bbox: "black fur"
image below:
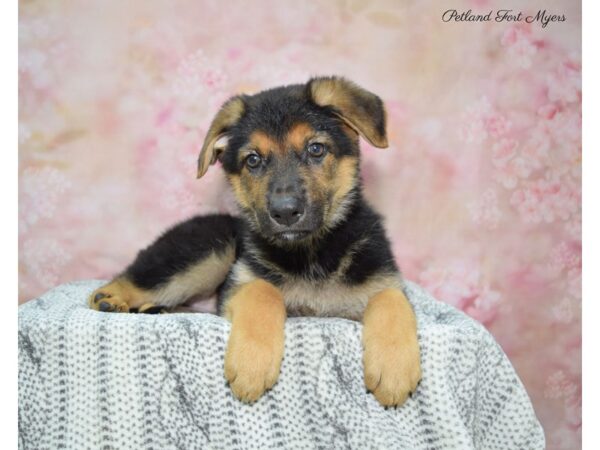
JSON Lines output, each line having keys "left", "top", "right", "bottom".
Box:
{"left": 124, "top": 214, "right": 239, "bottom": 290}
{"left": 239, "top": 197, "right": 397, "bottom": 284}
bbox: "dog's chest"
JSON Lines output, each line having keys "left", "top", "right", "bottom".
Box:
{"left": 279, "top": 277, "right": 364, "bottom": 320}
{"left": 279, "top": 274, "right": 401, "bottom": 321}
{"left": 229, "top": 259, "right": 401, "bottom": 321}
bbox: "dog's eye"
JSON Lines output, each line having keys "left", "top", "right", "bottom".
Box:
{"left": 245, "top": 154, "right": 262, "bottom": 169}
{"left": 307, "top": 143, "right": 325, "bottom": 158}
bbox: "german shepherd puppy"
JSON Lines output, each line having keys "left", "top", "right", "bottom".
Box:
{"left": 89, "top": 77, "right": 421, "bottom": 407}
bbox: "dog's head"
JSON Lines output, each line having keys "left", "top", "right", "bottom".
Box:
{"left": 197, "top": 76, "right": 387, "bottom": 244}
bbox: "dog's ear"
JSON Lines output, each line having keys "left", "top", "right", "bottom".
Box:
{"left": 308, "top": 76, "right": 388, "bottom": 148}
{"left": 197, "top": 96, "right": 246, "bottom": 178}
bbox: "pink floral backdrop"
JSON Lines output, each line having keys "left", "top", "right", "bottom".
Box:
{"left": 19, "top": 0, "right": 581, "bottom": 447}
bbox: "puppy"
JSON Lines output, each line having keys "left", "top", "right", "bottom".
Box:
{"left": 89, "top": 76, "right": 421, "bottom": 407}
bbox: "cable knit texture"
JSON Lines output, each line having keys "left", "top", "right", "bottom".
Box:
{"left": 18, "top": 280, "right": 544, "bottom": 449}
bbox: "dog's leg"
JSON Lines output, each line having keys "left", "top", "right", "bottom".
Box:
{"left": 89, "top": 215, "right": 238, "bottom": 313}
{"left": 362, "top": 288, "right": 421, "bottom": 406}
{"left": 223, "top": 279, "right": 286, "bottom": 403}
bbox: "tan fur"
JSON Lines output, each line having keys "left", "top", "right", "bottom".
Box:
{"left": 309, "top": 78, "right": 388, "bottom": 148}
{"left": 249, "top": 130, "right": 279, "bottom": 156}
{"left": 327, "top": 156, "right": 359, "bottom": 227}
{"left": 223, "top": 279, "right": 286, "bottom": 403}
{"left": 286, "top": 122, "right": 314, "bottom": 149}
{"left": 89, "top": 246, "right": 235, "bottom": 311}
{"left": 362, "top": 288, "right": 422, "bottom": 406}
{"left": 197, "top": 97, "right": 245, "bottom": 178}
{"left": 229, "top": 259, "right": 259, "bottom": 285}
{"left": 227, "top": 174, "right": 250, "bottom": 210}
{"left": 151, "top": 248, "right": 235, "bottom": 307}
{"left": 248, "top": 123, "right": 315, "bottom": 156}
{"left": 230, "top": 256, "right": 402, "bottom": 321}
{"left": 249, "top": 171, "right": 270, "bottom": 211}
{"left": 226, "top": 258, "right": 421, "bottom": 407}
{"left": 245, "top": 171, "right": 270, "bottom": 211}
{"left": 230, "top": 131, "right": 280, "bottom": 214}
{"left": 282, "top": 274, "right": 402, "bottom": 320}
{"left": 88, "top": 277, "right": 151, "bottom": 312}
{"left": 331, "top": 157, "right": 359, "bottom": 203}
{"left": 138, "top": 303, "right": 164, "bottom": 313}
{"left": 300, "top": 153, "right": 359, "bottom": 230}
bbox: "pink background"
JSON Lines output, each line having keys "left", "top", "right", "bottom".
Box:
{"left": 19, "top": 0, "right": 581, "bottom": 447}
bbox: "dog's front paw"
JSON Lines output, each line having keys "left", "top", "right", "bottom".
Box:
{"left": 224, "top": 324, "right": 284, "bottom": 403}
{"left": 363, "top": 331, "right": 421, "bottom": 407}
{"left": 362, "top": 288, "right": 422, "bottom": 407}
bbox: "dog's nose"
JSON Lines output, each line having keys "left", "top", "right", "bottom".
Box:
{"left": 269, "top": 195, "right": 305, "bottom": 226}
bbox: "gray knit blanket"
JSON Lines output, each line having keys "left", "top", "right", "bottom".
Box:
{"left": 18, "top": 280, "right": 544, "bottom": 450}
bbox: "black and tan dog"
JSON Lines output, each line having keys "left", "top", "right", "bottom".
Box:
{"left": 89, "top": 76, "right": 421, "bottom": 407}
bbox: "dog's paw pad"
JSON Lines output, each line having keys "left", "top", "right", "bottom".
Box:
{"left": 89, "top": 284, "right": 130, "bottom": 313}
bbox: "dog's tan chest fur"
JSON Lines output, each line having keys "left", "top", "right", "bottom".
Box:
{"left": 230, "top": 260, "right": 402, "bottom": 320}
{"left": 281, "top": 275, "right": 403, "bottom": 320}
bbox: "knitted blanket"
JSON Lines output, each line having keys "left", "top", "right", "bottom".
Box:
{"left": 18, "top": 280, "right": 544, "bottom": 449}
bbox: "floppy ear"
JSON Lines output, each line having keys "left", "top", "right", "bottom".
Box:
{"left": 197, "top": 96, "right": 246, "bottom": 178}
{"left": 308, "top": 76, "right": 388, "bottom": 148}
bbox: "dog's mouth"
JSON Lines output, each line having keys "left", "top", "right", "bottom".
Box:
{"left": 273, "top": 230, "right": 312, "bottom": 242}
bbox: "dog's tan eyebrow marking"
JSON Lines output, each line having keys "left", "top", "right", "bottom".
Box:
{"left": 248, "top": 130, "right": 278, "bottom": 157}
{"left": 307, "top": 131, "right": 335, "bottom": 146}
{"left": 286, "top": 122, "right": 315, "bottom": 149}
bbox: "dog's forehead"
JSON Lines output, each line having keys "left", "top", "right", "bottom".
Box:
{"left": 244, "top": 86, "right": 313, "bottom": 127}
{"left": 234, "top": 85, "right": 338, "bottom": 146}
{"left": 246, "top": 123, "right": 316, "bottom": 158}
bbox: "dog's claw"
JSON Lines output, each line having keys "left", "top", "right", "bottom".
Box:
{"left": 94, "top": 292, "right": 108, "bottom": 302}
{"left": 89, "top": 283, "right": 130, "bottom": 313}
{"left": 98, "top": 301, "right": 112, "bottom": 312}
